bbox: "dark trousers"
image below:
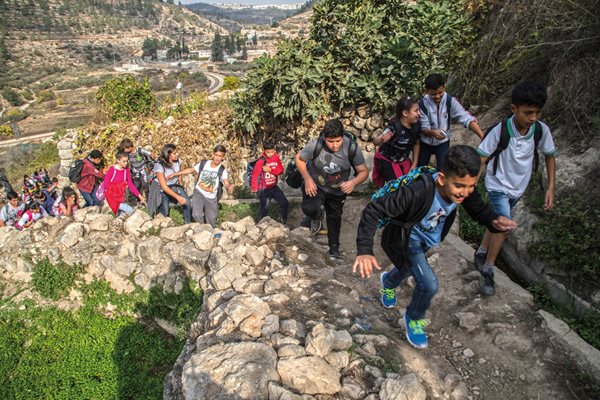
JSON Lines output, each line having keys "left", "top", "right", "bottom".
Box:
{"left": 417, "top": 140, "right": 450, "bottom": 168}
{"left": 375, "top": 157, "right": 400, "bottom": 183}
{"left": 128, "top": 175, "right": 147, "bottom": 204}
{"left": 80, "top": 186, "right": 100, "bottom": 207}
{"left": 301, "top": 186, "right": 346, "bottom": 250}
{"left": 258, "top": 186, "right": 289, "bottom": 222}
{"left": 158, "top": 185, "right": 192, "bottom": 224}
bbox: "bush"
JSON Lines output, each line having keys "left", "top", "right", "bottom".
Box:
{"left": 36, "top": 89, "right": 57, "bottom": 103}
{"left": 2, "top": 87, "right": 24, "bottom": 106}
{"left": 96, "top": 75, "right": 156, "bottom": 121}
{"left": 0, "top": 108, "right": 29, "bottom": 123}
{"left": 0, "top": 124, "right": 13, "bottom": 137}
{"left": 231, "top": 0, "right": 474, "bottom": 133}
{"left": 31, "top": 258, "right": 83, "bottom": 300}
{"left": 221, "top": 76, "right": 240, "bottom": 91}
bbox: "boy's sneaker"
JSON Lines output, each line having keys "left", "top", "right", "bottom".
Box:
{"left": 300, "top": 215, "right": 311, "bottom": 228}
{"left": 403, "top": 314, "right": 428, "bottom": 349}
{"left": 479, "top": 270, "right": 496, "bottom": 296}
{"left": 310, "top": 216, "right": 322, "bottom": 234}
{"left": 474, "top": 251, "right": 486, "bottom": 272}
{"left": 329, "top": 248, "right": 341, "bottom": 260}
{"left": 380, "top": 271, "right": 396, "bottom": 308}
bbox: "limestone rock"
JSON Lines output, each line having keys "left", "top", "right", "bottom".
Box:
{"left": 191, "top": 230, "right": 215, "bottom": 251}
{"left": 86, "top": 214, "right": 111, "bottom": 231}
{"left": 103, "top": 269, "right": 134, "bottom": 294}
{"left": 379, "top": 373, "right": 426, "bottom": 400}
{"left": 280, "top": 319, "right": 305, "bottom": 339}
{"left": 124, "top": 210, "right": 151, "bottom": 236}
{"left": 74, "top": 206, "right": 99, "bottom": 222}
{"left": 455, "top": 312, "right": 483, "bottom": 332}
{"left": 209, "top": 294, "right": 271, "bottom": 337}
{"left": 59, "top": 222, "right": 84, "bottom": 247}
{"left": 494, "top": 332, "right": 533, "bottom": 352}
{"left": 182, "top": 342, "right": 279, "bottom": 400}
{"left": 332, "top": 329, "right": 353, "bottom": 350}
{"left": 325, "top": 351, "right": 350, "bottom": 369}
{"left": 245, "top": 246, "right": 264, "bottom": 266}
{"left": 305, "top": 323, "right": 335, "bottom": 358}
{"left": 261, "top": 314, "right": 280, "bottom": 337}
{"left": 160, "top": 225, "right": 190, "bottom": 241}
{"left": 268, "top": 382, "right": 315, "bottom": 400}
{"left": 277, "top": 356, "right": 341, "bottom": 395}
{"left": 138, "top": 236, "right": 163, "bottom": 265}
{"left": 278, "top": 344, "right": 307, "bottom": 358}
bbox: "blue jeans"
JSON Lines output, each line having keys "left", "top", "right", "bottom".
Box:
{"left": 80, "top": 188, "right": 100, "bottom": 207}
{"left": 417, "top": 140, "right": 450, "bottom": 168}
{"left": 118, "top": 202, "right": 134, "bottom": 216}
{"left": 258, "top": 186, "right": 289, "bottom": 222}
{"left": 487, "top": 190, "right": 520, "bottom": 219}
{"left": 158, "top": 185, "right": 191, "bottom": 224}
{"left": 382, "top": 240, "right": 439, "bottom": 320}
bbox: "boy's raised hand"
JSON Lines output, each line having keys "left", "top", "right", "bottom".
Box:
{"left": 304, "top": 177, "right": 318, "bottom": 197}
{"left": 491, "top": 216, "right": 517, "bottom": 232}
{"left": 352, "top": 255, "right": 381, "bottom": 278}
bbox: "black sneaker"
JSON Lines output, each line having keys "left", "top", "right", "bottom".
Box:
{"left": 300, "top": 215, "right": 311, "bottom": 228}
{"left": 310, "top": 211, "right": 323, "bottom": 234}
{"left": 479, "top": 270, "right": 496, "bottom": 296}
{"left": 474, "top": 251, "right": 486, "bottom": 272}
{"left": 329, "top": 248, "right": 341, "bottom": 260}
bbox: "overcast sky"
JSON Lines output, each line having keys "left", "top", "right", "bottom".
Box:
{"left": 178, "top": 1, "right": 307, "bottom": 5}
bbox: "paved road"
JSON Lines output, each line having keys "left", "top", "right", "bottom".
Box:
{"left": 0, "top": 131, "right": 55, "bottom": 148}
{"left": 203, "top": 71, "right": 225, "bottom": 93}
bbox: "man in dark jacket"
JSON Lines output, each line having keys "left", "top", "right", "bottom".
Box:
{"left": 353, "top": 145, "right": 515, "bottom": 349}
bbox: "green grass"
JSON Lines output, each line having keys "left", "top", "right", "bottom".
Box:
{"left": 216, "top": 201, "right": 280, "bottom": 225}
{"left": 0, "top": 259, "right": 203, "bottom": 399}
{"left": 4, "top": 140, "right": 60, "bottom": 189}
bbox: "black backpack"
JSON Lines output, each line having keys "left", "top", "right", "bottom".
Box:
{"left": 68, "top": 159, "right": 84, "bottom": 183}
{"left": 285, "top": 131, "right": 358, "bottom": 189}
{"left": 418, "top": 94, "right": 453, "bottom": 131}
{"left": 484, "top": 118, "right": 543, "bottom": 175}
{"left": 198, "top": 160, "right": 226, "bottom": 200}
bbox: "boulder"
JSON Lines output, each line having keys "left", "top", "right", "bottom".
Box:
{"left": 277, "top": 356, "right": 341, "bottom": 395}
{"left": 160, "top": 225, "right": 190, "bottom": 241}
{"left": 59, "top": 222, "right": 84, "bottom": 247}
{"left": 190, "top": 230, "right": 215, "bottom": 251}
{"left": 138, "top": 236, "right": 163, "bottom": 265}
{"left": 305, "top": 323, "right": 335, "bottom": 358}
{"left": 379, "top": 373, "right": 426, "bottom": 400}
{"left": 124, "top": 210, "right": 151, "bottom": 236}
{"left": 75, "top": 206, "right": 99, "bottom": 222}
{"left": 86, "top": 214, "right": 111, "bottom": 231}
{"left": 182, "top": 342, "right": 279, "bottom": 400}
{"left": 280, "top": 319, "right": 306, "bottom": 339}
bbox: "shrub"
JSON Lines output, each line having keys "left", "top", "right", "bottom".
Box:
{"left": 2, "top": 87, "right": 24, "bottom": 106}
{"left": 0, "top": 108, "right": 29, "bottom": 123}
{"left": 36, "top": 89, "right": 57, "bottom": 103}
{"left": 221, "top": 76, "right": 240, "bottom": 91}
{"left": 31, "top": 258, "right": 83, "bottom": 300}
{"left": 96, "top": 75, "right": 156, "bottom": 121}
{"left": 0, "top": 124, "right": 13, "bottom": 137}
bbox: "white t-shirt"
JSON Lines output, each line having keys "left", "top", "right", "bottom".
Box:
{"left": 153, "top": 161, "right": 181, "bottom": 189}
{"left": 193, "top": 161, "right": 228, "bottom": 200}
{"left": 477, "top": 117, "right": 556, "bottom": 199}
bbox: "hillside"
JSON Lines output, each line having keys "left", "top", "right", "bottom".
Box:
{"left": 0, "top": 0, "right": 223, "bottom": 92}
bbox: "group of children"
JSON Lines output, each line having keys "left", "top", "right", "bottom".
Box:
{"left": 0, "top": 75, "right": 557, "bottom": 352}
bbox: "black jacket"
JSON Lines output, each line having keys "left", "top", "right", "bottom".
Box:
{"left": 356, "top": 174, "right": 500, "bottom": 257}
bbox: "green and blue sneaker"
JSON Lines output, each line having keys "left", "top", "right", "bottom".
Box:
{"left": 380, "top": 271, "right": 396, "bottom": 308}
{"left": 403, "top": 314, "right": 428, "bottom": 349}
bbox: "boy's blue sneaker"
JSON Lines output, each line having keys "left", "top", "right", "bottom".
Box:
{"left": 474, "top": 250, "right": 486, "bottom": 272}
{"left": 403, "top": 314, "right": 428, "bottom": 349}
{"left": 380, "top": 272, "right": 396, "bottom": 308}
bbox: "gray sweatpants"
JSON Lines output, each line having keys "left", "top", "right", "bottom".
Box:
{"left": 192, "top": 189, "right": 218, "bottom": 227}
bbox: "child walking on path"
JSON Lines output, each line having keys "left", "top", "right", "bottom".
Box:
{"left": 418, "top": 74, "right": 484, "bottom": 167}
{"left": 102, "top": 151, "right": 145, "bottom": 216}
{"left": 250, "top": 141, "right": 289, "bottom": 223}
{"left": 296, "top": 119, "right": 369, "bottom": 260}
{"left": 153, "top": 144, "right": 192, "bottom": 224}
{"left": 169, "top": 145, "right": 234, "bottom": 228}
{"left": 77, "top": 150, "right": 105, "bottom": 207}
{"left": 474, "top": 81, "right": 556, "bottom": 296}
{"left": 352, "top": 145, "right": 515, "bottom": 349}
{"left": 372, "top": 96, "right": 421, "bottom": 187}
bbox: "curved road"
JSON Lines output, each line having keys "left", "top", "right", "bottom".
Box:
{"left": 204, "top": 71, "right": 225, "bottom": 93}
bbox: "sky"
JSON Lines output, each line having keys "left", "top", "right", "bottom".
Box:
{"left": 178, "top": 1, "right": 307, "bottom": 5}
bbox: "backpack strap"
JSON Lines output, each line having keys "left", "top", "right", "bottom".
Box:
{"left": 217, "top": 165, "right": 225, "bottom": 181}
{"left": 445, "top": 94, "right": 453, "bottom": 129}
{"left": 418, "top": 98, "right": 427, "bottom": 116}
{"left": 532, "top": 121, "right": 543, "bottom": 172}
{"left": 488, "top": 119, "right": 510, "bottom": 175}
{"left": 199, "top": 159, "right": 207, "bottom": 172}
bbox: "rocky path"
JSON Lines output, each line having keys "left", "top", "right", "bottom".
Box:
{"left": 287, "top": 197, "right": 584, "bottom": 400}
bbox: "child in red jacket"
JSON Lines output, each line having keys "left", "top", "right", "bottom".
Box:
{"left": 251, "top": 142, "right": 289, "bottom": 223}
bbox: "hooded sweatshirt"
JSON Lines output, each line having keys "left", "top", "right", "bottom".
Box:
{"left": 251, "top": 152, "right": 284, "bottom": 192}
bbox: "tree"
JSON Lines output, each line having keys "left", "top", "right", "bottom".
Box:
{"left": 228, "top": 33, "right": 236, "bottom": 55}
{"left": 142, "top": 37, "right": 159, "bottom": 59}
{"left": 251, "top": 34, "right": 257, "bottom": 46}
{"left": 211, "top": 32, "right": 224, "bottom": 62}
{"left": 223, "top": 36, "right": 231, "bottom": 55}
{"left": 240, "top": 45, "right": 248, "bottom": 60}
{"left": 96, "top": 76, "right": 155, "bottom": 121}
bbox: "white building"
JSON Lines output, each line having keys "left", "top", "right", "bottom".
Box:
{"left": 156, "top": 49, "right": 167, "bottom": 61}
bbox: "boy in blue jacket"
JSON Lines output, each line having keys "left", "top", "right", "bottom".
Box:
{"left": 353, "top": 145, "right": 516, "bottom": 349}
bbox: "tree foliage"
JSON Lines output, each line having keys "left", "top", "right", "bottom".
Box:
{"left": 96, "top": 75, "right": 155, "bottom": 122}
{"left": 211, "top": 32, "right": 224, "bottom": 62}
{"left": 231, "top": 0, "right": 474, "bottom": 133}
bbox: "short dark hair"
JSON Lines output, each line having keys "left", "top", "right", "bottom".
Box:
{"left": 263, "top": 141, "right": 275, "bottom": 150}
{"left": 511, "top": 81, "right": 547, "bottom": 108}
{"left": 61, "top": 187, "right": 78, "bottom": 205}
{"left": 441, "top": 145, "right": 481, "bottom": 178}
{"left": 89, "top": 149, "right": 103, "bottom": 159}
{"left": 213, "top": 144, "right": 227, "bottom": 154}
{"left": 7, "top": 191, "right": 18, "bottom": 201}
{"left": 322, "top": 119, "right": 344, "bottom": 138}
{"left": 424, "top": 74, "right": 446, "bottom": 90}
{"left": 118, "top": 138, "right": 134, "bottom": 152}
{"left": 116, "top": 151, "right": 129, "bottom": 161}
